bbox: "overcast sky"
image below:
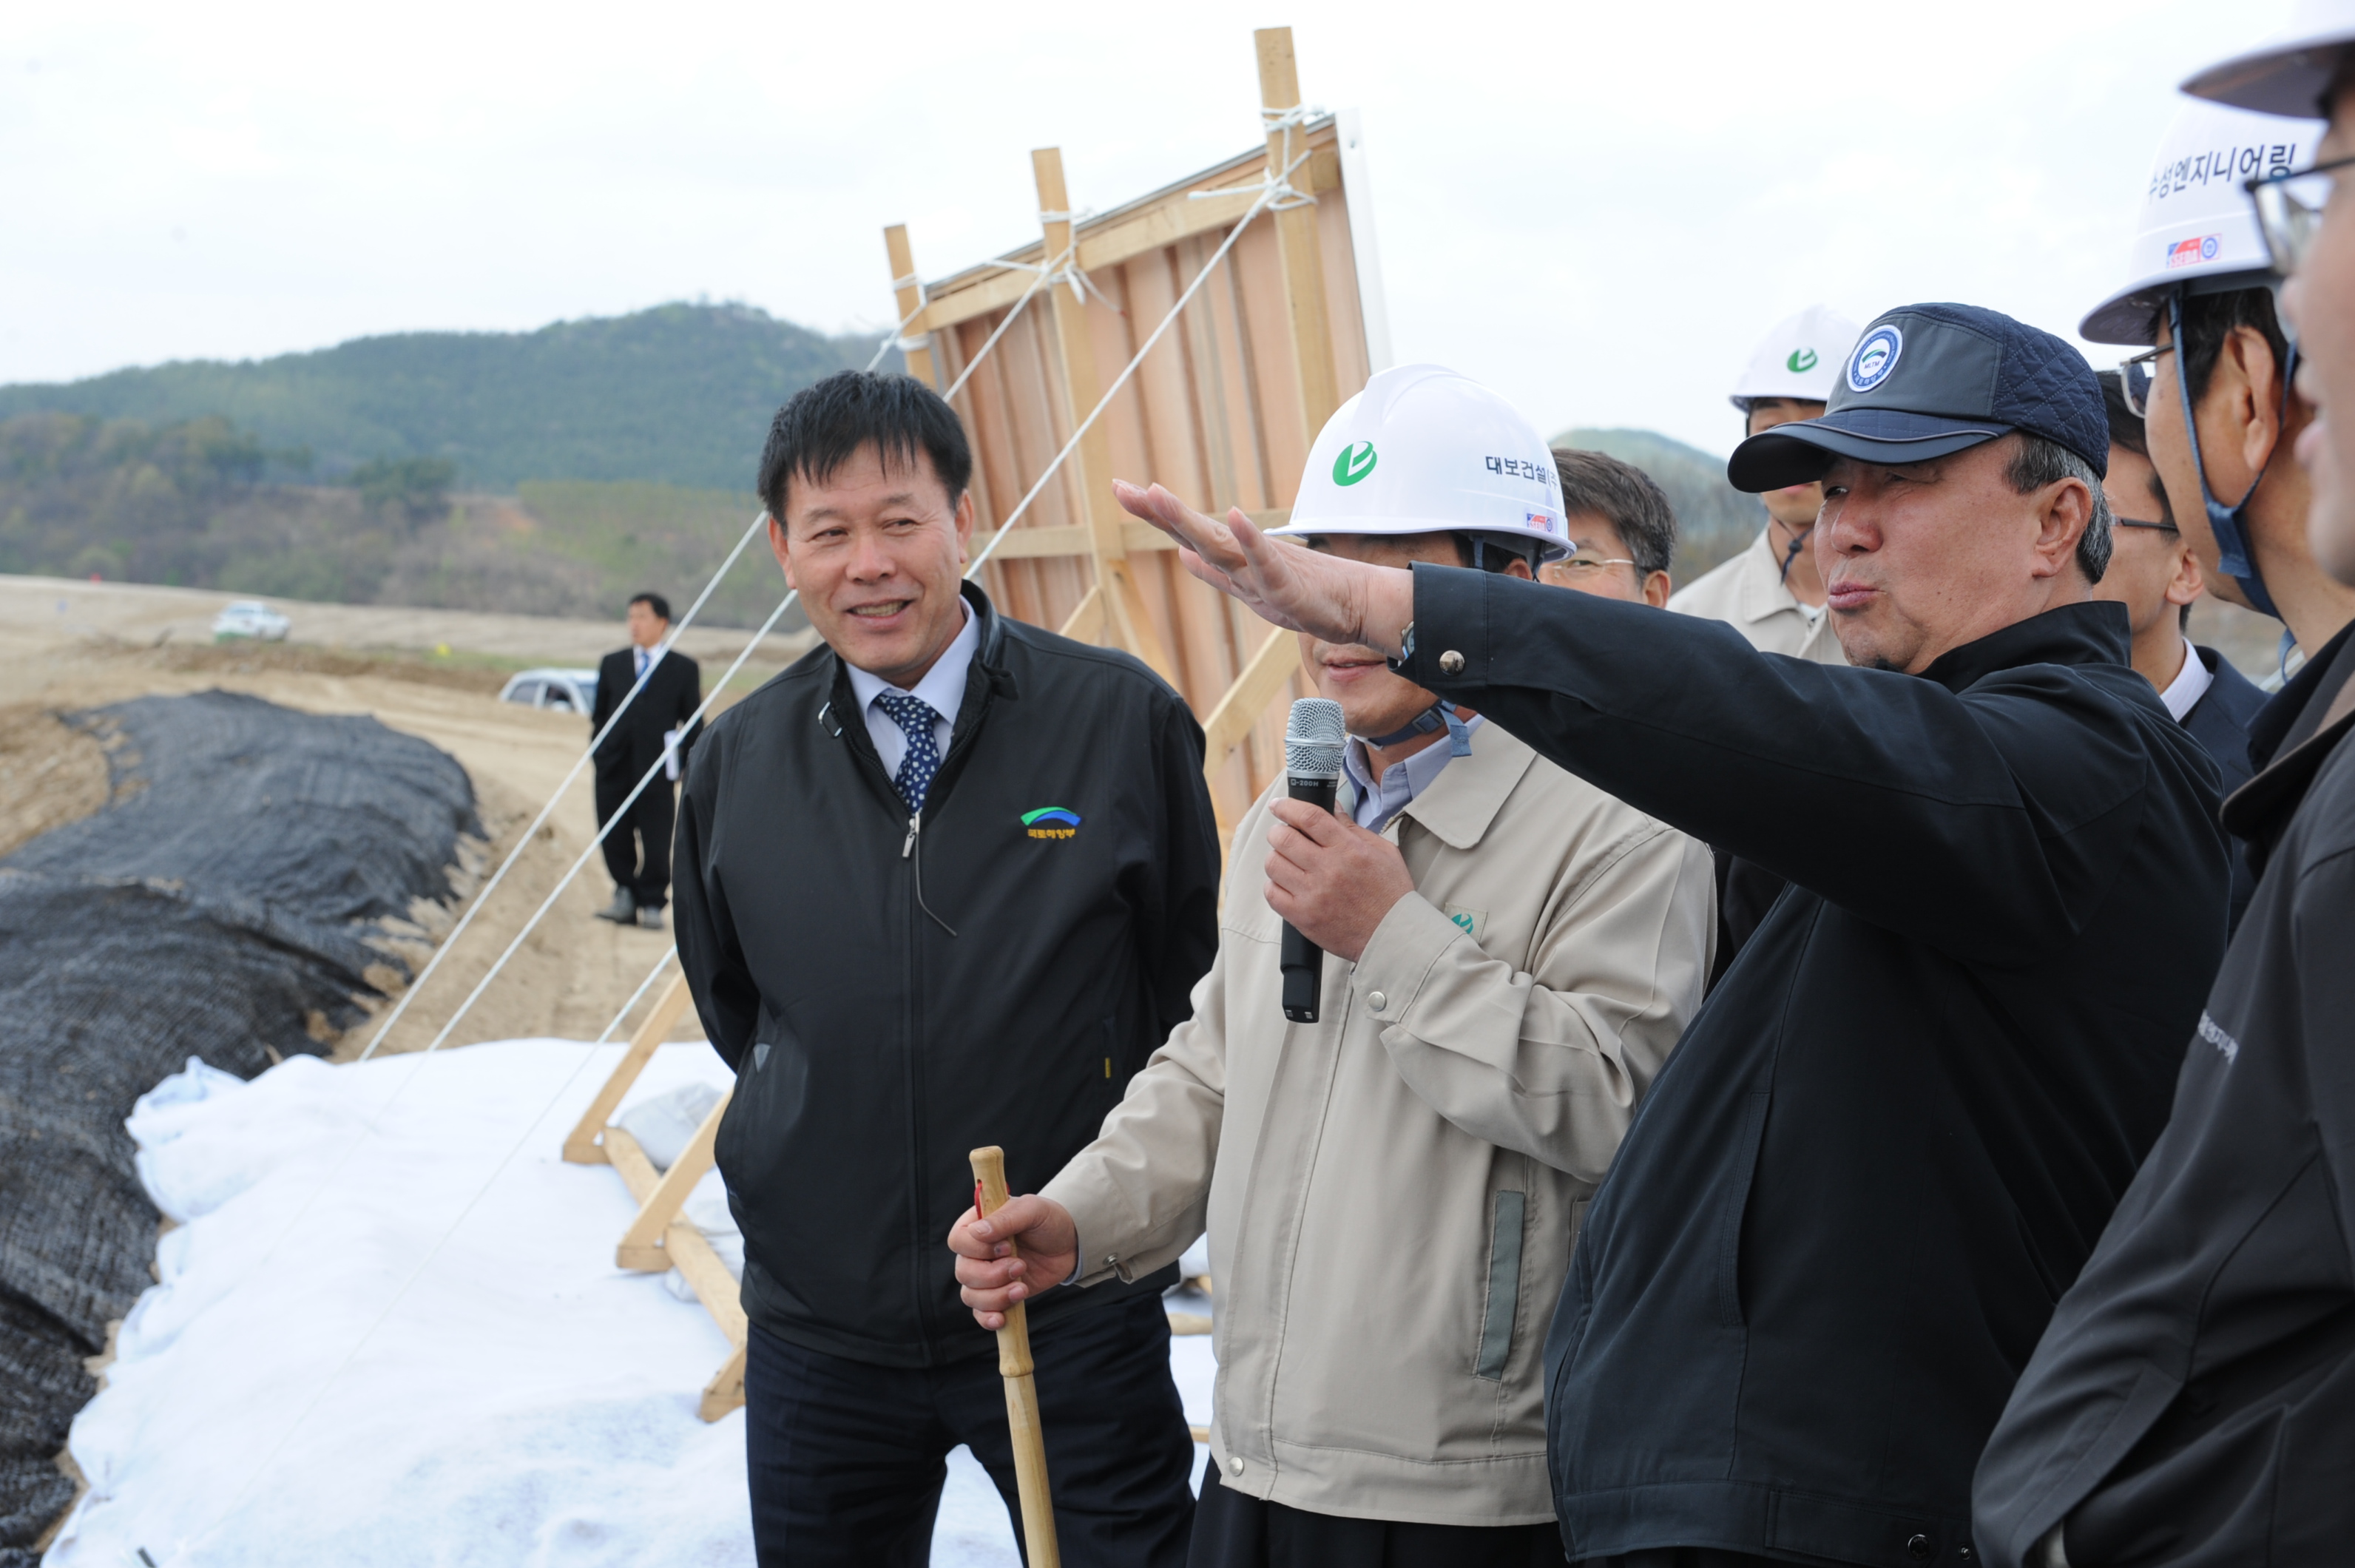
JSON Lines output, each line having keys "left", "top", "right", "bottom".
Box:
{"left": 0, "top": 0, "right": 2300, "bottom": 462}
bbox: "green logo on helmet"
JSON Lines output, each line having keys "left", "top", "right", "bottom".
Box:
{"left": 1786, "top": 348, "right": 1819, "bottom": 374}
{"left": 1332, "top": 441, "right": 1378, "bottom": 486}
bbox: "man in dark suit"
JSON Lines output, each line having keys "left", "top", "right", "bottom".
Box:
{"left": 2092, "top": 369, "right": 2269, "bottom": 928}
{"left": 591, "top": 592, "right": 701, "bottom": 929}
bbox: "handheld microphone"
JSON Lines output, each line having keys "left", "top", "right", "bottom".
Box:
{"left": 1279, "top": 697, "right": 1346, "bottom": 1023}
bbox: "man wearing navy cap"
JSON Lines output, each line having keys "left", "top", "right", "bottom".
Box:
{"left": 1111, "top": 302, "right": 2229, "bottom": 1567}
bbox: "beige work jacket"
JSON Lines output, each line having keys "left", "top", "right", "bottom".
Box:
{"left": 1668, "top": 526, "right": 1847, "bottom": 663}
{"left": 1041, "top": 723, "right": 1714, "bottom": 1526}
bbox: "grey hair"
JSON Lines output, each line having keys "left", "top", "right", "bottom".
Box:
{"left": 2005, "top": 433, "right": 2112, "bottom": 584}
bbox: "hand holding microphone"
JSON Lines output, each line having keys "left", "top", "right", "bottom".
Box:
{"left": 1277, "top": 699, "right": 1345, "bottom": 1023}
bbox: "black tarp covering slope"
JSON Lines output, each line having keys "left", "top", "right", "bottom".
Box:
{"left": 0, "top": 690, "right": 479, "bottom": 1562}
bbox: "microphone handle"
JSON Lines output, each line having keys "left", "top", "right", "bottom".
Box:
{"left": 1280, "top": 774, "right": 1339, "bottom": 1023}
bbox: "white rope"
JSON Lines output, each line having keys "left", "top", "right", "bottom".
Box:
{"left": 865, "top": 284, "right": 930, "bottom": 371}
{"left": 161, "top": 175, "right": 1291, "bottom": 1560}
{"left": 354, "top": 509, "right": 770, "bottom": 1064}
{"left": 1189, "top": 103, "right": 1325, "bottom": 212}
{"left": 596, "top": 947, "right": 678, "bottom": 1045}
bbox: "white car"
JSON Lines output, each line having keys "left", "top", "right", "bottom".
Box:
{"left": 212, "top": 600, "right": 291, "bottom": 642}
{"left": 497, "top": 668, "right": 601, "bottom": 714}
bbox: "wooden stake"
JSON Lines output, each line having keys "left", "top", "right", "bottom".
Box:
{"left": 1254, "top": 28, "right": 1339, "bottom": 443}
{"left": 970, "top": 1145, "right": 1061, "bottom": 1568}
{"left": 1032, "top": 146, "right": 1180, "bottom": 687}
{"left": 884, "top": 224, "right": 938, "bottom": 388}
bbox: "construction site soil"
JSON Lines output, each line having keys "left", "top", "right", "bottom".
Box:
{"left": 0, "top": 574, "right": 795, "bottom": 1560}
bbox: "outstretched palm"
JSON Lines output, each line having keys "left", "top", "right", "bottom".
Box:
{"left": 1112, "top": 480, "right": 1408, "bottom": 655}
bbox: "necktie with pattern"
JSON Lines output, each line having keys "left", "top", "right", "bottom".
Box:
{"left": 875, "top": 691, "right": 942, "bottom": 814}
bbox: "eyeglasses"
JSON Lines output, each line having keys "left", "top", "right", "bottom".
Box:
{"left": 1548, "top": 550, "right": 1640, "bottom": 576}
{"left": 2118, "top": 345, "right": 2171, "bottom": 419}
{"left": 2247, "top": 152, "right": 2355, "bottom": 276}
{"left": 2113, "top": 517, "right": 2178, "bottom": 534}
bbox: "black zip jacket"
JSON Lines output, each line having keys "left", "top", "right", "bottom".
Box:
{"left": 671, "top": 584, "right": 1220, "bottom": 1367}
{"left": 1972, "top": 622, "right": 2355, "bottom": 1568}
{"left": 1394, "top": 570, "right": 2229, "bottom": 1568}
{"left": 591, "top": 646, "right": 702, "bottom": 783}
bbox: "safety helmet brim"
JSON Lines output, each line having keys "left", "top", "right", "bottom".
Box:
{"left": 2183, "top": 14, "right": 2355, "bottom": 118}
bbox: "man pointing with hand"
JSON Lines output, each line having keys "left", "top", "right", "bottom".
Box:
{"left": 1107, "top": 310, "right": 2230, "bottom": 1568}
{"left": 950, "top": 366, "right": 1714, "bottom": 1568}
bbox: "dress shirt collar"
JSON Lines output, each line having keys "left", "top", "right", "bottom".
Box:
{"left": 2158, "top": 637, "right": 2212, "bottom": 723}
{"left": 1344, "top": 712, "right": 1486, "bottom": 834}
{"left": 844, "top": 599, "right": 978, "bottom": 734}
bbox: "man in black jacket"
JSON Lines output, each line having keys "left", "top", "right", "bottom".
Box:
{"left": 1113, "top": 303, "right": 2229, "bottom": 1567}
{"left": 2090, "top": 369, "right": 2271, "bottom": 929}
{"left": 1972, "top": 34, "right": 2355, "bottom": 1567}
{"left": 590, "top": 592, "right": 701, "bottom": 929}
{"left": 673, "top": 371, "right": 1219, "bottom": 1567}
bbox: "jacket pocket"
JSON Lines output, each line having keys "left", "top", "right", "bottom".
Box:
{"left": 1716, "top": 1089, "right": 1771, "bottom": 1330}
{"left": 1476, "top": 1189, "right": 1528, "bottom": 1381}
{"left": 714, "top": 1018, "right": 811, "bottom": 1196}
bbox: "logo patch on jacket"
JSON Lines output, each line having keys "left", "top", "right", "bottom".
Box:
{"left": 1022, "top": 806, "right": 1081, "bottom": 840}
{"left": 1443, "top": 903, "right": 1486, "bottom": 941}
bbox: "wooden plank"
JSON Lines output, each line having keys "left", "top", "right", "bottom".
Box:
{"left": 700, "top": 1346, "right": 749, "bottom": 1422}
{"left": 973, "top": 524, "right": 1091, "bottom": 561}
{"left": 603, "top": 1125, "right": 660, "bottom": 1204}
{"left": 1058, "top": 584, "right": 1106, "bottom": 642}
{"left": 1256, "top": 28, "right": 1339, "bottom": 445}
{"left": 561, "top": 972, "right": 695, "bottom": 1163}
{"left": 884, "top": 225, "right": 937, "bottom": 388}
{"left": 617, "top": 1087, "right": 732, "bottom": 1271}
{"left": 1202, "top": 625, "right": 1301, "bottom": 770}
{"left": 918, "top": 127, "right": 1344, "bottom": 333}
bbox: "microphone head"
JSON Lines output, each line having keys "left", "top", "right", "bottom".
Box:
{"left": 1284, "top": 697, "right": 1346, "bottom": 780}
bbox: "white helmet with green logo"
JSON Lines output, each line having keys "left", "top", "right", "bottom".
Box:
{"left": 1728, "top": 305, "right": 1862, "bottom": 411}
{"left": 1272, "top": 363, "right": 1569, "bottom": 567}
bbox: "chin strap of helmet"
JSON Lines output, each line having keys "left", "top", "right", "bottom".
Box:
{"left": 1774, "top": 520, "right": 1815, "bottom": 584}
{"left": 2171, "top": 288, "right": 2295, "bottom": 621}
{"left": 1358, "top": 702, "right": 1473, "bottom": 757}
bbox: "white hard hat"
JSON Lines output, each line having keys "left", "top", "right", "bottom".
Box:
{"left": 1727, "top": 305, "right": 1862, "bottom": 410}
{"left": 2184, "top": 0, "right": 2355, "bottom": 119}
{"left": 2079, "top": 99, "right": 2323, "bottom": 345}
{"left": 1274, "top": 364, "right": 1570, "bottom": 564}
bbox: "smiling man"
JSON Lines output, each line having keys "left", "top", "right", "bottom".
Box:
{"left": 670, "top": 371, "right": 1220, "bottom": 1567}
{"left": 949, "top": 365, "right": 1712, "bottom": 1568}
{"left": 1107, "top": 305, "right": 2229, "bottom": 1568}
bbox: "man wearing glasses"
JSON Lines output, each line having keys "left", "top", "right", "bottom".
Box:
{"left": 1973, "top": 23, "right": 2355, "bottom": 1567}
{"left": 1539, "top": 449, "right": 1677, "bottom": 606}
{"left": 2089, "top": 368, "right": 2268, "bottom": 928}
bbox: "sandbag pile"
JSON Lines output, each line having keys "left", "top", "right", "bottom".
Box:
{"left": 0, "top": 689, "right": 479, "bottom": 1563}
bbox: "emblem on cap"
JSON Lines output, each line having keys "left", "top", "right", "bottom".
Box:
{"left": 1847, "top": 326, "right": 1903, "bottom": 393}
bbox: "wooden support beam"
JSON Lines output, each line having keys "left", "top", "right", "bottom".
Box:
{"left": 1058, "top": 584, "right": 1106, "bottom": 643}
{"left": 1201, "top": 624, "right": 1301, "bottom": 774}
{"left": 561, "top": 971, "right": 695, "bottom": 1163}
{"left": 1255, "top": 28, "right": 1339, "bottom": 443}
{"left": 1033, "top": 146, "right": 1181, "bottom": 688}
{"left": 617, "top": 1087, "right": 731, "bottom": 1271}
{"left": 883, "top": 225, "right": 938, "bottom": 388}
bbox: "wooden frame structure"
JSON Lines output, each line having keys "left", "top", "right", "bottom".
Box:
{"left": 561, "top": 970, "right": 749, "bottom": 1421}
{"left": 887, "top": 25, "right": 1386, "bottom": 834}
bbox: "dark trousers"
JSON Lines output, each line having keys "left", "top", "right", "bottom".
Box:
{"left": 594, "top": 771, "right": 675, "bottom": 910}
{"left": 743, "top": 1294, "right": 1195, "bottom": 1568}
{"left": 1190, "top": 1454, "right": 1568, "bottom": 1567}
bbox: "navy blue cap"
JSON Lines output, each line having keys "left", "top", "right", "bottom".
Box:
{"left": 1727, "top": 303, "right": 2107, "bottom": 493}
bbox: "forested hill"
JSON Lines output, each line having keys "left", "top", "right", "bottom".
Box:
{"left": 0, "top": 304, "right": 891, "bottom": 493}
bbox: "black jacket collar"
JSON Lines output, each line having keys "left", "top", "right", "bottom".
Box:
{"left": 1917, "top": 601, "right": 2132, "bottom": 695}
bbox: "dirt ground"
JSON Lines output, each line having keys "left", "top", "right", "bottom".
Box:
{"left": 0, "top": 572, "right": 817, "bottom": 1054}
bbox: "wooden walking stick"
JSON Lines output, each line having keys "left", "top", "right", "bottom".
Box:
{"left": 970, "top": 1145, "right": 1062, "bottom": 1568}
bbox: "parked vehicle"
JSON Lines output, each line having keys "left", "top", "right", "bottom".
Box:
{"left": 211, "top": 601, "right": 291, "bottom": 642}
{"left": 496, "top": 668, "right": 601, "bottom": 714}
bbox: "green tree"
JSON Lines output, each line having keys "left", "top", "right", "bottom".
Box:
{"left": 348, "top": 456, "right": 455, "bottom": 524}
